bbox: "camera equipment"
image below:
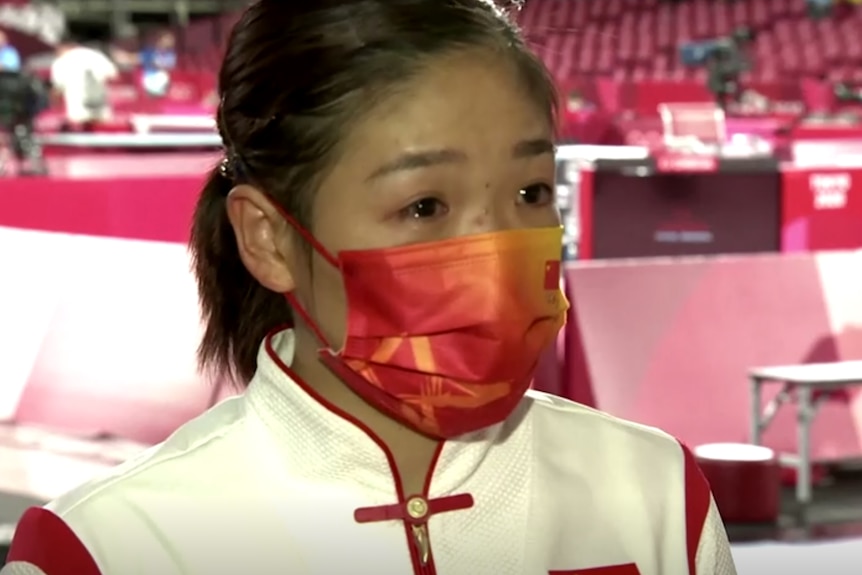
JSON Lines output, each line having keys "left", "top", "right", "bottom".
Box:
{"left": 0, "top": 70, "right": 47, "bottom": 175}
{"left": 678, "top": 27, "right": 753, "bottom": 110}
{"left": 834, "top": 83, "right": 862, "bottom": 104}
{"left": 679, "top": 27, "right": 753, "bottom": 68}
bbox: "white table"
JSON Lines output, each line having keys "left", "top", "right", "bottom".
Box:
{"left": 749, "top": 361, "right": 862, "bottom": 505}
{"left": 129, "top": 114, "right": 216, "bottom": 134}
{"left": 37, "top": 132, "right": 222, "bottom": 149}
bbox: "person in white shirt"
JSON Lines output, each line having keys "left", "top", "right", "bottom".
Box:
{"left": 2, "top": 1, "right": 737, "bottom": 574}
{"left": 49, "top": 40, "right": 118, "bottom": 127}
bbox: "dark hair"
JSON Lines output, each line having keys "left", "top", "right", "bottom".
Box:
{"left": 190, "top": 0, "right": 558, "bottom": 384}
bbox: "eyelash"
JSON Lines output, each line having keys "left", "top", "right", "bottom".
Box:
{"left": 399, "top": 197, "right": 448, "bottom": 220}
{"left": 517, "top": 183, "right": 555, "bottom": 206}
{"left": 399, "top": 183, "right": 555, "bottom": 221}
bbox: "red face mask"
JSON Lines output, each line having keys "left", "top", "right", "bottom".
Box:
{"left": 284, "top": 219, "right": 568, "bottom": 439}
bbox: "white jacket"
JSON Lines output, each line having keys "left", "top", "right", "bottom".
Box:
{"left": 3, "top": 329, "right": 735, "bottom": 575}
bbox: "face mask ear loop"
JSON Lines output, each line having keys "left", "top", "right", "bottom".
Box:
{"left": 284, "top": 292, "right": 331, "bottom": 349}
{"left": 265, "top": 196, "right": 340, "bottom": 269}
{"left": 264, "top": 196, "right": 339, "bottom": 349}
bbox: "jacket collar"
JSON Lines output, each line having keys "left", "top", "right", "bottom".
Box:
{"left": 244, "top": 329, "right": 506, "bottom": 498}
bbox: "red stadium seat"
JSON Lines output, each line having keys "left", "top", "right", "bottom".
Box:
{"left": 515, "top": 0, "right": 862, "bottom": 118}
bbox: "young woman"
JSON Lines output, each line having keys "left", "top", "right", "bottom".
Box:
{"left": 3, "top": 1, "right": 736, "bottom": 574}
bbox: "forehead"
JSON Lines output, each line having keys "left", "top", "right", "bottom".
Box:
{"left": 341, "top": 50, "right": 551, "bottom": 165}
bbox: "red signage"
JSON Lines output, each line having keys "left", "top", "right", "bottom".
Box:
{"left": 781, "top": 167, "right": 862, "bottom": 252}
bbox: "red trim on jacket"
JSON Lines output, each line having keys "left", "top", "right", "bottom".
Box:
{"left": 680, "top": 442, "right": 711, "bottom": 575}
{"left": 264, "top": 332, "right": 446, "bottom": 575}
{"left": 7, "top": 507, "right": 101, "bottom": 575}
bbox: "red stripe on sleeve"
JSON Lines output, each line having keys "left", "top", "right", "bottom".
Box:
{"left": 7, "top": 507, "right": 102, "bottom": 575}
{"left": 680, "top": 442, "right": 711, "bottom": 575}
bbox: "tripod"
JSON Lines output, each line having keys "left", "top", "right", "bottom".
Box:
{"left": 0, "top": 71, "right": 47, "bottom": 176}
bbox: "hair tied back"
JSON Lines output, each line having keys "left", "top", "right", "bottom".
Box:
{"left": 218, "top": 151, "right": 248, "bottom": 185}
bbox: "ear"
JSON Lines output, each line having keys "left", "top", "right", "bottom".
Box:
{"left": 226, "top": 184, "right": 296, "bottom": 293}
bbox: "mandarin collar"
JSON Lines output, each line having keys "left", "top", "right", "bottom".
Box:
{"left": 244, "top": 329, "right": 504, "bottom": 497}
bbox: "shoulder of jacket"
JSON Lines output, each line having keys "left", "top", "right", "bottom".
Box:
{"left": 47, "top": 396, "right": 248, "bottom": 519}
{"left": 523, "top": 390, "right": 684, "bottom": 458}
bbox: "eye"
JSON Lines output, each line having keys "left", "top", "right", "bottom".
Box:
{"left": 517, "top": 183, "right": 554, "bottom": 206}
{"left": 399, "top": 197, "right": 449, "bottom": 220}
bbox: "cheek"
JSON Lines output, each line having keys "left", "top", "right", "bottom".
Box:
{"left": 306, "top": 253, "right": 349, "bottom": 346}
{"left": 542, "top": 205, "right": 562, "bottom": 226}
{"left": 519, "top": 203, "right": 561, "bottom": 229}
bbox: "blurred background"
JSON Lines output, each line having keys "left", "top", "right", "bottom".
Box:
{"left": 0, "top": 0, "right": 861, "bottom": 572}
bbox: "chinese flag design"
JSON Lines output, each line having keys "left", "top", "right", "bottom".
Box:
{"left": 544, "top": 259, "right": 561, "bottom": 290}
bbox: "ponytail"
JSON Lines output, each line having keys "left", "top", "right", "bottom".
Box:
{"left": 190, "top": 166, "right": 292, "bottom": 385}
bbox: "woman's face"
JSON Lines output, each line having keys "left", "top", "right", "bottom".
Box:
{"left": 294, "top": 49, "right": 559, "bottom": 345}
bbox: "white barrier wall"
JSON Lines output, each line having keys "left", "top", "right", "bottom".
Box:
{"left": 0, "top": 226, "right": 218, "bottom": 445}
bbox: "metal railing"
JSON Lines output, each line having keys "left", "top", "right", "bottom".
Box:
{"left": 53, "top": 0, "right": 246, "bottom": 16}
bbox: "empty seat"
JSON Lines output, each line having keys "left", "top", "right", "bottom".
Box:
{"left": 503, "top": 0, "right": 862, "bottom": 103}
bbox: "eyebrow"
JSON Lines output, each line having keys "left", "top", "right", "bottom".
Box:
{"left": 366, "top": 137, "right": 555, "bottom": 181}
{"left": 512, "top": 137, "right": 556, "bottom": 158}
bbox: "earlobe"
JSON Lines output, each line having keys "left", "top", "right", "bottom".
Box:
{"left": 225, "top": 185, "right": 297, "bottom": 293}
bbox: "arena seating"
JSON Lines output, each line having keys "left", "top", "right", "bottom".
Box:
{"left": 514, "top": 0, "right": 862, "bottom": 115}
{"left": 12, "top": 1, "right": 862, "bottom": 124}
{"left": 14, "top": 12, "right": 229, "bottom": 135}
{"left": 29, "top": 1, "right": 860, "bottom": 124}
{"left": 105, "top": 0, "right": 859, "bottom": 119}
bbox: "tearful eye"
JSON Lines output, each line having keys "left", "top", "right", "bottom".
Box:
{"left": 517, "top": 183, "right": 554, "bottom": 206}
{"left": 400, "top": 197, "right": 449, "bottom": 220}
